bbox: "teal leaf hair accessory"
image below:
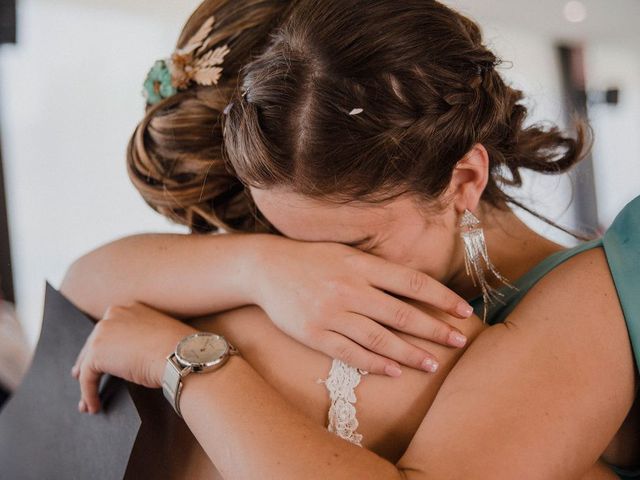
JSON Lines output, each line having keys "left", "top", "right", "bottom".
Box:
{"left": 141, "top": 15, "right": 230, "bottom": 106}
{"left": 142, "top": 59, "right": 177, "bottom": 105}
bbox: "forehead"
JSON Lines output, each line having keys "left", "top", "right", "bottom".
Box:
{"left": 250, "top": 187, "right": 412, "bottom": 242}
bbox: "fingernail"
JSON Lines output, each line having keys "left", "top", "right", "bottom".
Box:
{"left": 422, "top": 358, "right": 439, "bottom": 373}
{"left": 78, "top": 399, "right": 85, "bottom": 413}
{"left": 456, "top": 302, "right": 474, "bottom": 317}
{"left": 384, "top": 364, "right": 402, "bottom": 377}
{"left": 448, "top": 331, "right": 467, "bottom": 348}
{"left": 70, "top": 365, "right": 77, "bottom": 377}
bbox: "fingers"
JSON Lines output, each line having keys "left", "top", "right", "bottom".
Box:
{"left": 355, "top": 287, "right": 468, "bottom": 348}
{"left": 321, "top": 330, "right": 405, "bottom": 377}
{"left": 77, "top": 358, "right": 103, "bottom": 414}
{"left": 332, "top": 313, "right": 440, "bottom": 374}
{"left": 71, "top": 338, "right": 102, "bottom": 414}
{"left": 358, "top": 254, "right": 474, "bottom": 318}
{"left": 70, "top": 341, "right": 88, "bottom": 380}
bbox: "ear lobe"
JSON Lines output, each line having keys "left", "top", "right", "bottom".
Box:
{"left": 448, "top": 144, "right": 490, "bottom": 213}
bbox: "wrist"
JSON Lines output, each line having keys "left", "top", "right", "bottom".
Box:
{"left": 153, "top": 324, "right": 198, "bottom": 387}
{"left": 161, "top": 331, "right": 241, "bottom": 418}
{"left": 239, "top": 233, "right": 283, "bottom": 307}
{"left": 178, "top": 352, "right": 243, "bottom": 419}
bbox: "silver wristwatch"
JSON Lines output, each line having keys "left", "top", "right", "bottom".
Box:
{"left": 162, "top": 332, "right": 239, "bottom": 418}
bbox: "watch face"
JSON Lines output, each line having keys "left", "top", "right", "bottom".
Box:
{"left": 175, "top": 333, "right": 228, "bottom": 368}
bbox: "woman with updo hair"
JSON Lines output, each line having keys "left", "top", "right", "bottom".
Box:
{"left": 62, "top": 0, "right": 640, "bottom": 478}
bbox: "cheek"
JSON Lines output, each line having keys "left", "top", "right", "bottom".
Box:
{"left": 374, "top": 225, "right": 456, "bottom": 281}
{"left": 421, "top": 239, "right": 458, "bottom": 281}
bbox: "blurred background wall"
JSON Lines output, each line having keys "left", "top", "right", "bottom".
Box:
{"left": 0, "top": 0, "right": 638, "bottom": 347}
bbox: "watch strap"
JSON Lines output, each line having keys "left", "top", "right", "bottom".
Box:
{"left": 162, "top": 338, "right": 240, "bottom": 418}
{"left": 162, "top": 353, "right": 187, "bottom": 418}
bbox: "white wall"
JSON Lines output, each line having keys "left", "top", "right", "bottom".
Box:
{"left": 0, "top": 0, "right": 200, "bottom": 346}
{"left": 474, "top": 21, "right": 581, "bottom": 246}
{"left": 587, "top": 44, "right": 640, "bottom": 227}
{"left": 1, "top": 0, "right": 638, "bottom": 347}
{"left": 446, "top": 0, "right": 640, "bottom": 238}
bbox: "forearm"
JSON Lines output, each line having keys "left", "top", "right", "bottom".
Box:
{"left": 179, "top": 355, "right": 403, "bottom": 480}
{"left": 60, "top": 232, "right": 271, "bottom": 321}
{"left": 179, "top": 355, "right": 621, "bottom": 480}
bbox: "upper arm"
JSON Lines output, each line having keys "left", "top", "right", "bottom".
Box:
{"left": 60, "top": 233, "right": 159, "bottom": 320}
{"left": 396, "top": 247, "right": 637, "bottom": 480}
{"left": 60, "top": 231, "right": 261, "bottom": 322}
{"left": 60, "top": 233, "right": 206, "bottom": 320}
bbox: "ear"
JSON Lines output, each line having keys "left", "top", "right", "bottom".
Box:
{"left": 447, "top": 144, "right": 490, "bottom": 214}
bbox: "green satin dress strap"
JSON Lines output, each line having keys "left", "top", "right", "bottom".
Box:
{"left": 466, "top": 195, "right": 640, "bottom": 479}
{"left": 601, "top": 195, "right": 640, "bottom": 376}
{"left": 600, "top": 195, "right": 640, "bottom": 479}
{"left": 467, "top": 238, "right": 603, "bottom": 325}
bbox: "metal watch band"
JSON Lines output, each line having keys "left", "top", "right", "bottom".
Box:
{"left": 162, "top": 340, "right": 239, "bottom": 418}
{"left": 162, "top": 353, "right": 188, "bottom": 418}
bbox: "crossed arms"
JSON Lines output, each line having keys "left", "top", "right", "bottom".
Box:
{"left": 61, "top": 235, "right": 635, "bottom": 479}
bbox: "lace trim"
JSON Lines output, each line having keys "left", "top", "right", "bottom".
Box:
{"left": 316, "top": 358, "right": 368, "bottom": 447}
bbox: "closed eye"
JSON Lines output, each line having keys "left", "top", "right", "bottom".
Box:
{"left": 345, "top": 235, "right": 380, "bottom": 254}
{"left": 343, "top": 235, "right": 373, "bottom": 250}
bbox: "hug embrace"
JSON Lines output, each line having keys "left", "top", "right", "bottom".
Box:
{"left": 60, "top": 0, "right": 640, "bottom": 478}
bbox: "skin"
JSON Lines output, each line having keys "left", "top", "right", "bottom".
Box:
{"left": 248, "top": 151, "right": 564, "bottom": 303}
{"left": 68, "top": 144, "right": 639, "bottom": 478}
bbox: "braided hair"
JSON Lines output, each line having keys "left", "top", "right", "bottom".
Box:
{"left": 222, "top": 0, "right": 590, "bottom": 237}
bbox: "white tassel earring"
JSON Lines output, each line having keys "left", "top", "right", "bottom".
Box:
{"left": 459, "top": 209, "right": 517, "bottom": 323}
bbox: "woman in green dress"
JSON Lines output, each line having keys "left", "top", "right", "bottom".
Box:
{"left": 62, "top": 0, "right": 640, "bottom": 478}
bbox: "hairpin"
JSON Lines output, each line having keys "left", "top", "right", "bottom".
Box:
{"left": 349, "top": 108, "right": 364, "bottom": 115}
{"left": 223, "top": 101, "right": 234, "bottom": 115}
{"left": 476, "top": 58, "right": 502, "bottom": 77}
{"left": 142, "top": 15, "right": 231, "bottom": 105}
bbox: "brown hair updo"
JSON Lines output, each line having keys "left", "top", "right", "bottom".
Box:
{"left": 127, "top": 0, "right": 298, "bottom": 233}
{"left": 223, "top": 0, "right": 590, "bottom": 235}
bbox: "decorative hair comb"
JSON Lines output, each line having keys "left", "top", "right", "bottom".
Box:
{"left": 142, "top": 15, "right": 231, "bottom": 105}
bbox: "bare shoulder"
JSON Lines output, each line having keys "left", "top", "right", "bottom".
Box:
{"left": 507, "top": 245, "right": 627, "bottom": 333}
{"left": 396, "top": 245, "right": 639, "bottom": 479}
{"left": 498, "top": 244, "right": 638, "bottom": 415}
{"left": 503, "top": 244, "right": 638, "bottom": 397}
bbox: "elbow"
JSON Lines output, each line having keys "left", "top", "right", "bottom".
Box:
{"left": 394, "top": 463, "right": 427, "bottom": 480}
{"left": 59, "top": 256, "right": 100, "bottom": 322}
{"left": 394, "top": 468, "right": 412, "bottom": 480}
{"left": 59, "top": 256, "right": 82, "bottom": 302}
{"left": 58, "top": 233, "right": 156, "bottom": 322}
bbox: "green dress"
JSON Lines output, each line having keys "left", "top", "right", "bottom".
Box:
{"left": 467, "top": 194, "right": 640, "bottom": 480}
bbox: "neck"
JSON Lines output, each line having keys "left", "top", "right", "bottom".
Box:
{"left": 445, "top": 202, "right": 568, "bottom": 302}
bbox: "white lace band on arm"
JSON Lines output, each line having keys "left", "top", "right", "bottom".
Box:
{"left": 317, "top": 358, "right": 368, "bottom": 447}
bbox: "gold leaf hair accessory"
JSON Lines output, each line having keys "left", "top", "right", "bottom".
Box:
{"left": 142, "top": 15, "right": 231, "bottom": 105}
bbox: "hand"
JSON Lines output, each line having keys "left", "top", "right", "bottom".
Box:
{"left": 70, "top": 302, "right": 197, "bottom": 414}
{"left": 250, "top": 236, "right": 473, "bottom": 377}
